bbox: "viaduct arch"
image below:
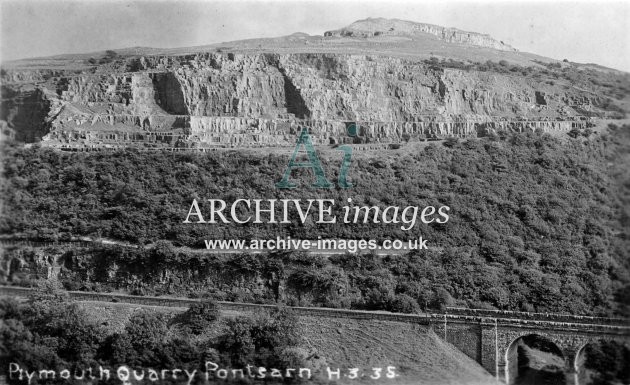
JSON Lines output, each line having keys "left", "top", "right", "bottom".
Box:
{"left": 504, "top": 334, "right": 565, "bottom": 385}
{"left": 434, "top": 308, "right": 630, "bottom": 384}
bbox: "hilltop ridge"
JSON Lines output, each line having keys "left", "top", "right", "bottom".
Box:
{"left": 324, "top": 17, "right": 517, "bottom": 52}
{"left": 0, "top": 18, "right": 556, "bottom": 68}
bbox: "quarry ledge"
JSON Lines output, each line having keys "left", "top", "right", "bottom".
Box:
{"left": 33, "top": 116, "right": 596, "bottom": 151}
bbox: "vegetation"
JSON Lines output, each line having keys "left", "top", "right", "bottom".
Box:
{"left": 182, "top": 298, "right": 220, "bottom": 334}
{"left": 583, "top": 340, "right": 630, "bottom": 385}
{"left": 217, "top": 307, "right": 302, "bottom": 368}
{"left": 2, "top": 127, "right": 630, "bottom": 317}
{"left": 85, "top": 50, "right": 119, "bottom": 65}
{"left": 0, "top": 283, "right": 305, "bottom": 384}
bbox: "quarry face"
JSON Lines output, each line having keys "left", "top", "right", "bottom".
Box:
{"left": 0, "top": 19, "right": 626, "bottom": 150}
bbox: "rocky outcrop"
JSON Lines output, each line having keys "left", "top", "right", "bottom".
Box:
{"left": 324, "top": 18, "right": 517, "bottom": 52}
{"left": 0, "top": 243, "right": 286, "bottom": 301}
{"left": 0, "top": 52, "right": 604, "bottom": 149}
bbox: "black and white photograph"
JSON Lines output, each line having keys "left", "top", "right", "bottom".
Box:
{"left": 0, "top": 1, "right": 629, "bottom": 384}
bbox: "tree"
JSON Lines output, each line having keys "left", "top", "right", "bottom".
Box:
{"left": 2, "top": 282, "right": 104, "bottom": 368}
{"left": 218, "top": 317, "right": 255, "bottom": 366}
{"left": 106, "top": 310, "right": 168, "bottom": 366}
{"left": 568, "top": 128, "right": 581, "bottom": 138}
{"left": 125, "top": 310, "right": 167, "bottom": 350}
{"left": 183, "top": 298, "right": 220, "bottom": 334}
{"left": 388, "top": 294, "right": 420, "bottom": 313}
{"left": 434, "top": 288, "right": 455, "bottom": 310}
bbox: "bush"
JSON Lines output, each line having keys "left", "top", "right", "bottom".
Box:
{"left": 568, "top": 128, "right": 581, "bottom": 138}
{"left": 98, "top": 50, "right": 119, "bottom": 64}
{"left": 125, "top": 310, "right": 168, "bottom": 350}
{"left": 183, "top": 298, "right": 220, "bottom": 334}
{"left": 218, "top": 308, "right": 300, "bottom": 367}
{"left": 388, "top": 294, "right": 420, "bottom": 313}
{"left": 433, "top": 288, "right": 455, "bottom": 310}
{"left": 3, "top": 284, "right": 105, "bottom": 367}
{"left": 443, "top": 136, "right": 459, "bottom": 148}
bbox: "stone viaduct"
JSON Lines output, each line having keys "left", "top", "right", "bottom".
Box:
{"left": 435, "top": 307, "right": 630, "bottom": 385}
{"left": 1, "top": 286, "right": 628, "bottom": 384}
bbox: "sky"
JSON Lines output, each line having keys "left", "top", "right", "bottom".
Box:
{"left": 1, "top": 0, "right": 629, "bottom": 72}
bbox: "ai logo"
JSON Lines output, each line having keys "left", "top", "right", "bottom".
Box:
{"left": 275, "top": 124, "right": 358, "bottom": 189}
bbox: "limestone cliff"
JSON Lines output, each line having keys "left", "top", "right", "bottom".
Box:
{"left": 1, "top": 19, "right": 625, "bottom": 150}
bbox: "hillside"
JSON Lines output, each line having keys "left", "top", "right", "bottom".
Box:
{"left": 2, "top": 125, "right": 629, "bottom": 317}
{"left": 77, "top": 300, "right": 497, "bottom": 385}
{"left": 1, "top": 18, "right": 628, "bottom": 149}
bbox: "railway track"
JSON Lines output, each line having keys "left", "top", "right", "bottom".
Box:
{"left": 0, "top": 285, "right": 433, "bottom": 324}
{"left": 2, "top": 286, "right": 629, "bottom": 333}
